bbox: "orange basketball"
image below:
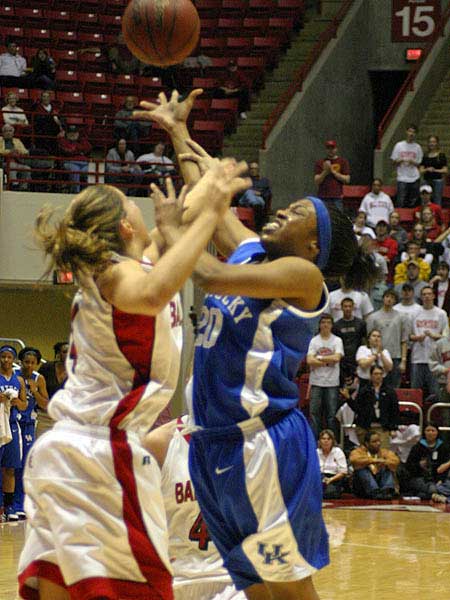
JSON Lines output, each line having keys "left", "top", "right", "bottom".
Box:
{"left": 122, "top": 0, "right": 200, "bottom": 67}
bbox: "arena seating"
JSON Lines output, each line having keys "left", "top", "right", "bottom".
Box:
{"left": 0, "top": 0, "right": 306, "bottom": 161}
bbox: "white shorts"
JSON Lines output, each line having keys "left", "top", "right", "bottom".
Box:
{"left": 18, "top": 420, "right": 173, "bottom": 600}
{"left": 174, "top": 581, "right": 246, "bottom": 600}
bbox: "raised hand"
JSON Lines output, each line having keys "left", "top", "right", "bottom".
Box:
{"left": 133, "top": 89, "right": 203, "bottom": 132}
{"left": 179, "top": 139, "right": 218, "bottom": 176}
{"left": 150, "top": 178, "right": 187, "bottom": 243}
{"left": 186, "top": 158, "right": 251, "bottom": 218}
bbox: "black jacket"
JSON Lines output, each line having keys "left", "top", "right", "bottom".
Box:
{"left": 350, "top": 383, "right": 399, "bottom": 431}
{"left": 405, "top": 438, "right": 450, "bottom": 481}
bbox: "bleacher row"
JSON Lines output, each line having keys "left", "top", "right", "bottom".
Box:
{"left": 0, "top": 1, "right": 307, "bottom": 155}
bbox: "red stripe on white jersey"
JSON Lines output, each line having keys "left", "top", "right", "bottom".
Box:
{"left": 110, "top": 387, "right": 173, "bottom": 599}
{"left": 112, "top": 307, "right": 156, "bottom": 389}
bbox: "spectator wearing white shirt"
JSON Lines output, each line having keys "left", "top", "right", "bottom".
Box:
{"left": 137, "top": 141, "right": 175, "bottom": 177}
{"left": 317, "top": 429, "right": 348, "bottom": 499}
{"left": 0, "top": 42, "right": 28, "bottom": 88}
{"left": 410, "top": 286, "right": 449, "bottom": 398}
{"left": 353, "top": 210, "right": 375, "bottom": 240}
{"left": 356, "top": 329, "right": 393, "bottom": 387}
{"left": 329, "top": 281, "right": 374, "bottom": 321}
{"left": 394, "top": 283, "right": 421, "bottom": 320}
{"left": 358, "top": 179, "right": 394, "bottom": 228}
{"left": 391, "top": 124, "right": 423, "bottom": 209}
{"left": 307, "top": 315, "right": 344, "bottom": 438}
{"left": 1, "top": 92, "right": 29, "bottom": 128}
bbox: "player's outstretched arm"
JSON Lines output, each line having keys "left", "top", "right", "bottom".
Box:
{"left": 133, "top": 89, "right": 203, "bottom": 186}
{"left": 193, "top": 251, "right": 324, "bottom": 312}
{"left": 98, "top": 163, "right": 249, "bottom": 316}
{"left": 180, "top": 139, "right": 256, "bottom": 257}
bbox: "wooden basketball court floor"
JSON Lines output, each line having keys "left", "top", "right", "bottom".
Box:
{"left": 1, "top": 504, "right": 449, "bottom": 600}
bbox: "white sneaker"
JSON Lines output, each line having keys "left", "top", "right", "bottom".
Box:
{"left": 5, "top": 507, "right": 19, "bottom": 521}
{"left": 240, "top": 112, "right": 247, "bottom": 119}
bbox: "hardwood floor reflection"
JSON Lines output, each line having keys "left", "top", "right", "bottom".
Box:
{"left": 1, "top": 508, "right": 449, "bottom": 599}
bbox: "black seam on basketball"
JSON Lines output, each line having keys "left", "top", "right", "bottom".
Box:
{"left": 167, "top": 0, "right": 177, "bottom": 51}
{"left": 143, "top": 3, "right": 165, "bottom": 62}
{"left": 123, "top": 1, "right": 151, "bottom": 63}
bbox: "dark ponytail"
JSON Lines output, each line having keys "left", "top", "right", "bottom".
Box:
{"left": 322, "top": 206, "right": 380, "bottom": 291}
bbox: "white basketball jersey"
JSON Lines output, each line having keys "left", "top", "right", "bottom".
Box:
{"left": 162, "top": 415, "right": 231, "bottom": 588}
{"left": 49, "top": 257, "right": 183, "bottom": 436}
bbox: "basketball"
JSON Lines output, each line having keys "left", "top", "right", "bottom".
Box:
{"left": 122, "top": 0, "right": 201, "bottom": 67}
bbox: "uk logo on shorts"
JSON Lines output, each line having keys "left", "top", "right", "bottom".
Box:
{"left": 258, "top": 543, "right": 290, "bottom": 565}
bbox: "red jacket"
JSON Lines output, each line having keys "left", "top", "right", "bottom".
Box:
{"left": 375, "top": 236, "right": 398, "bottom": 262}
{"left": 58, "top": 136, "right": 91, "bottom": 161}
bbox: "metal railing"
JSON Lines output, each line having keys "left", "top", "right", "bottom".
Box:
{"left": 2, "top": 155, "right": 182, "bottom": 194}
{"left": 339, "top": 400, "right": 423, "bottom": 449}
{"left": 261, "top": 0, "right": 354, "bottom": 148}
{"left": 376, "top": 4, "right": 450, "bottom": 150}
{"left": 427, "top": 402, "right": 450, "bottom": 432}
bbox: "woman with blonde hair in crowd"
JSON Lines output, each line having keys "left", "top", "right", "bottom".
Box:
{"left": 317, "top": 429, "right": 348, "bottom": 499}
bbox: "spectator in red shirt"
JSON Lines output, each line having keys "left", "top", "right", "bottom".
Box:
{"left": 58, "top": 124, "right": 92, "bottom": 194}
{"left": 419, "top": 206, "right": 442, "bottom": 241}
{"left": 414, "top": 184, "right": 444, "bottom": 228}
{"left": 374, "top": 220, "right": 398, "bottom": 264}
{"left": 214, "top": 59, "right": 250, "bottom": 120}
{"left": 314, "top": 140, "right": 350, "bottom": 211}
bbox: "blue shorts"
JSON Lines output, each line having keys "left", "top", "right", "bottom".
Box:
{"left": 0, "top": 420, "right": 23, "bottom": 469}
{"left": 19, "top": 421, "right": 36, "bottom": 467}
{"left": 189, "top": 409, "right": 329, "bottom": 591}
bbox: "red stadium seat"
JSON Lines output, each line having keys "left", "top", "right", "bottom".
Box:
{"left": 79, "top": 72, "right": 108, "bottom": 93}
{"left": 26, "top": 29, "right": 51, "bottom": 48}
{"left": 277, "top": 0, "right": 306, "bottom": 26}
{"left": 54, "top": 30, "right": 78, "bottom": 49}
{"left": 221, "top": 0, "right": 249, "bottom": 16}
{"left": 248, "top": 0, "right": 275, "bottom": 17}
{"left": 199, "top": 37, "right": 227, "bottom": 57}
{"left": 56, "top": 70, "right": 79, "bottom": 91}
{"left": 85, "top": 93, "right": 114, "bottom": 115}
{"left": 195, "top": 0, "right": 222, "bottom": 18}
{"left": 200, "top": 18, "right": 219, "bottom": 36}
{"left": 218, "top": 18, "right": 243, "bottom": 36}
{"left": 78, "top": 32, "right": 105, "bottom": 45}
{"left": 210, "top": 98, "right": 239, "bottom": 133}
{"left": 193, "top": 120, "right": 225, "bottom": 152}
{"left": 251, "top": 37, "right": 281, "bottom": 68}
{"left": 396, "top": 208, "right": 415, "bottom": 223}
{"left": 188, "top": 98, "right": 212, "bottom": 122}
{"left": 226, "top": 37, "right": 253, "bottom": 55}
{"left": 52, "top": 50, "right": 78, "bottom": 68}
{"left": 102, "top": 15, "right": 122, "bottom": 29}
{"left": 237, "top": 56, "right": 266, "bottom": 88}
{"left": 192, "top": 77, "right": 217, "bottom": 92}
{"left": 395, "top": 388, "right": 423, "bottom": 406}
{"left": 111, "top": 74, "right": 137, "bottom": 96}
{"left": 0, "top": 27, "right": 25, "bottom": 44}
{"left": 243, "top": 17, "right": 269, "bottom": 37}
{"left": 57, "top": 91, "right": 85, "bottom": 113}
{"left": 0, "top": 5, "right": 15, "bottom": 25}
{"left": 45, "top": 10, "right": 72, "bottom": 31}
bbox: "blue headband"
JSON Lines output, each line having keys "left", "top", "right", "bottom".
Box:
{"left": 0, "top": 345, "right": 17, "bottom": 358}
{"left": 307, "top": 196, "right": 331, "bottom": 270}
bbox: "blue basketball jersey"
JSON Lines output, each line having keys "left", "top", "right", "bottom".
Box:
{"left": 17, "top": 370, "right": 39, "bottom": 424}
{"left": 0, "top": 370, "right": 23, "bottom": 422}
{"left": 192, "top": 239, "right": 329, "bottom": 428}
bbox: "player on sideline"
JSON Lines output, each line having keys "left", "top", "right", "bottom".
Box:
{"left": 135, "top": 90, "right": 379, "bottom": 600}
{"left": 0, "top": 345, "right": 27, "bottom": 522}
{"left": 18, "top": 166, "right": 250, "bottom": 600}
{"left": 13, "top": 346, "right": 48, "bottom": 519}
{"left": 144, "top": 414, "right": 247, "bottom": 600}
